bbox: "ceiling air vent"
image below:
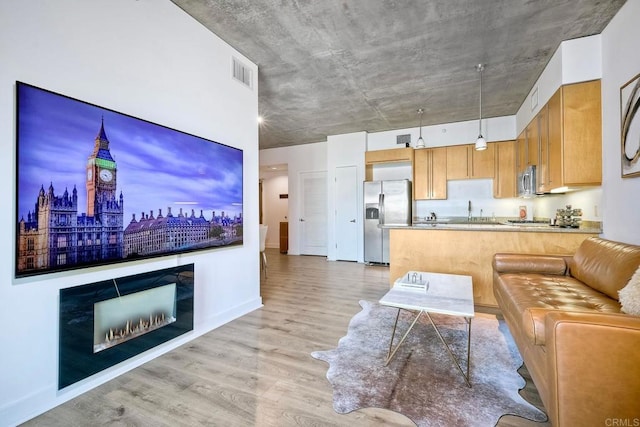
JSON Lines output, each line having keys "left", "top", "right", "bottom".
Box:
{"left": 232, "top": 57, "right": 253, "bottom": 89}
{"left": 397, "top": 134, "right": 411, "bottom": 145}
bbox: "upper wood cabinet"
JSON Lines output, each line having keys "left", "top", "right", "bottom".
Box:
{"left": 542, "top": 80, "right": 602, "bottom": 192}
{"left": 527, "top": 118, "right": 540, "bottom": 169}
{"left": 516, "top": 122, "right": 539, "bottom": 173}
{"left": 446, "top": 143, "right": 495, "bottom": 180}
{"left": 493, "top": 140, "right": 517, "bottom": 198}
{"left": 446, "top": 145, "right": 468, "bottom": 179}
{"left": 413, "top": 147, "right": 447, "bottom": 200}
{"left": 516, "top": 130, "right": 525, "bottom": 172}
{"left": 364, "top": 147, "right": 414, "bottom": 181}
{"left": 536, "top": 105, "right": 549, "bottom": 193}
{"left": 516, "top": 80, "right": 601, "bottom": 193}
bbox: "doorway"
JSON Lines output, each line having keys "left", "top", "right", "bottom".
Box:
{"left": 335, "top": 166, "right": 358, "bottom": 261}
{"left": 299, "top": 170, "right": 327, "bottom": 256}
{"left": 259, "top": 164, "right": 288, "bottom": 250}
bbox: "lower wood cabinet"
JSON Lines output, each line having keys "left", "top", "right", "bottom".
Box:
{"left": 389, "top": 228, "right": 597, "bottom": 307}
{"left": 279, "top": 222, "right": 288, "bottom": 254}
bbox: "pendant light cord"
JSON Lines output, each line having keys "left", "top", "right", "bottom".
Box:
{"left": 416, "top": 108, "right": 425, "bottom": 148}
{"left": 478, "top": 64, "right": 483, "bottom": 137}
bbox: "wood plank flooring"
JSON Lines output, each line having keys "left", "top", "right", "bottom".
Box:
{"left": 24, "top": 250, "right": 548, "bottom": 426}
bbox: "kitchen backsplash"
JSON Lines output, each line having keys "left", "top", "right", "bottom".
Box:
{"left": 414, "top": 179, "right": 602, "bottom": 222}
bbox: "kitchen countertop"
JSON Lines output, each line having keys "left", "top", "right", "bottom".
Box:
{"left": 382, "top": 222, "right": 602, "bottom": 233}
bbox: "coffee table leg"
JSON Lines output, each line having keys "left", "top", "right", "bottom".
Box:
{"left": 425, "top": 312, "right": 472, "bottom": 387}
{"left": 385, "top": 309, "right": 423, "bottom": 366}
{"left": 386, "top": 309, "right": 401, "bottom": 361}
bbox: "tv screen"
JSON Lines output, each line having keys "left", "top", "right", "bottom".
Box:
{"left": 15, "top": 82, "right": 243, "bottom": 278}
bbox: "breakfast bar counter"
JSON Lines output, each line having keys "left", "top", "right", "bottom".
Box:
{"left": 388, "top": 225, "right": 601, "bottom": 308}
{"left": 402, "top": 223, "right": 602, "bottom": 233}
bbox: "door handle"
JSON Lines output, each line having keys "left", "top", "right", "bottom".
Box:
{"left": 350, "top": 219, "right": 356, "bottom": 223}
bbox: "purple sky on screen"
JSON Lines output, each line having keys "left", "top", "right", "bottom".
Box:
{"left": 16, "top": 83, "right": 243, "bottom": 223}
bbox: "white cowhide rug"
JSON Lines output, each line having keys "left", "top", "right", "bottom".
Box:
{"left": 311, "top": 300, "right": 548, "bottom": 427}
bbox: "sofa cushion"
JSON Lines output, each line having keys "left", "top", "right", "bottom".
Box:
{"left": 570, "top": 237, "right": 640, "bottom": 299}
{"left": 493, "top": 253, "right": 568, "bottom": 275}
{"left": 495, "top": 272, "right": 622, "bottom": 346}
{"left": 619, "top": 266, "right": 640, "bottom": 315}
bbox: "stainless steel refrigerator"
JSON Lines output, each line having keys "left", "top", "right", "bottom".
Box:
{"left": 364, "top": 179, "right": 412, "bottom": 264}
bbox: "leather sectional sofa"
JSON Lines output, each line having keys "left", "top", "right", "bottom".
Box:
{"left": 492, "top": 237, "right": 640, "bottom": 426}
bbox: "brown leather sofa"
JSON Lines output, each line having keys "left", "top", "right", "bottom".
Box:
{"left": 492, "top": 236, "right": 640, "bottom": 426}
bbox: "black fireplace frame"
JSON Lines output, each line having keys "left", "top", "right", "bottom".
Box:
{"left": 58, "top": 264, "right": 194, "bottom": 389}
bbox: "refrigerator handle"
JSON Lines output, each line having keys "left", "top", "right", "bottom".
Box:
{"left": 379, "top": 193, "right": 385, "bottom": 225}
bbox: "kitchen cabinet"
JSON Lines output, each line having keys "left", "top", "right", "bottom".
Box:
{"left": 516, "top": 80, "right": 601, "bottom": 193}
{"left": 516, "top": 122, "right": 539, "bottom": 173}
{"left": 279, "top": 222, "right": 288, "bottom": 253}
{"left": 446, "top": 143, "right": 495, "bottom": 180}
{"left": 364, "top": 147, "right": 414, "bottom": 181}
{"left": 493, "top": 140, "right": 517, "bottom": 198}
{"left": 536, "top": 105, "right": 549, "bottom": 193}
{"left": 527, "top": 117, "right": 540, "bottom": 168}
{"left": 516, "top": 130, "right": 525, "bottom": 172}
{"left": 390, "top": 228, "right": 597, "bottom": 307}
{"left": 413, "top": 147, "right": 447, "bottom": 200}
{"left": 544, "top": 80, "right": 602, "bottom": 191}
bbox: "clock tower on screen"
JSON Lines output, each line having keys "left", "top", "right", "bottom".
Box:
{"left": 87, "top": 119, "right": 118, "bottom": 217}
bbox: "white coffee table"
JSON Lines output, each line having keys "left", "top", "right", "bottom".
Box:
{"left": 379, "top": 271, "right": 475, "bottom": 387}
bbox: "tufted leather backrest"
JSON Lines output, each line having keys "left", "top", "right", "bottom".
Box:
{"left": 570, "top": 237, "right": 640, "bottom": 300}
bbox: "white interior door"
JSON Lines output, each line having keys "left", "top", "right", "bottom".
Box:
{"left": 335, "top": 166, "right": 358, "bottom": 261}
{"left": 300, "top": 171, "right": 327, "bottom": 256}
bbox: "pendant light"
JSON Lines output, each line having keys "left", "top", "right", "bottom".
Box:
{"left": 475, "top": 64, "right": 487, "bottom": 151}
{"left": 416, "top": 108, "right": 426, "bottom": 148}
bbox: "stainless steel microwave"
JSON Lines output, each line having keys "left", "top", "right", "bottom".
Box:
{"left": 517, "top": 165, "right": 537, "bottom": 198}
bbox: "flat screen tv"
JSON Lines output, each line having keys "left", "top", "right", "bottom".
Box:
{"left": 15, "top": 82, "right": 243, "bottom": 278}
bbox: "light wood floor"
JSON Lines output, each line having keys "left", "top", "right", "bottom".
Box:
{"left": 24, "top": 250, "right": 549, "bottom": 426}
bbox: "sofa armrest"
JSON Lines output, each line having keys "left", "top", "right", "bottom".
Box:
{"left": 544, "top": 311, "right": 640, "bottom": 426}
{"left": 492, "top": 253, "right": 568, "bottom": 275}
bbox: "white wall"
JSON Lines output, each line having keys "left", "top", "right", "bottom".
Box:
{"left": 516, "top": 35, "right": 602, "bottom": 134}
{"left": 562, "top": 36, "right": 602, "bottom": 85}
{"left": 600, "top": 0, "right": 640, "bottom": 244}
{"left": 260, "top": 142, "right": 328, "bottom": 255}
{"left": 0, "top": 1, "right": 261, "bottom": 425}
{"left": 368, "top": 116, "right": 516, "bottom": 150}
{"left": 327, "top": 132, "right": 367, "bottom": 261}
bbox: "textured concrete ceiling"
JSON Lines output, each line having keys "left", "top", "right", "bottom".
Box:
{"left": 171, "top": 0, "right": 625, "bottom": 149}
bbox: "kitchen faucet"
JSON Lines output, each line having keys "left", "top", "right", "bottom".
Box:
{"left": 468, "top": 200, "right": 472, "bottom": 221}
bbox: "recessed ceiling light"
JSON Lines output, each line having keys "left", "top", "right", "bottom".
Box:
{"left": 257, "top": 116, "right": 264, "bottom": 124}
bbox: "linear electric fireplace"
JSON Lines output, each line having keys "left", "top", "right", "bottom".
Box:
{"left": 59, "top": 264, "right": 194, "bottom": 389}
